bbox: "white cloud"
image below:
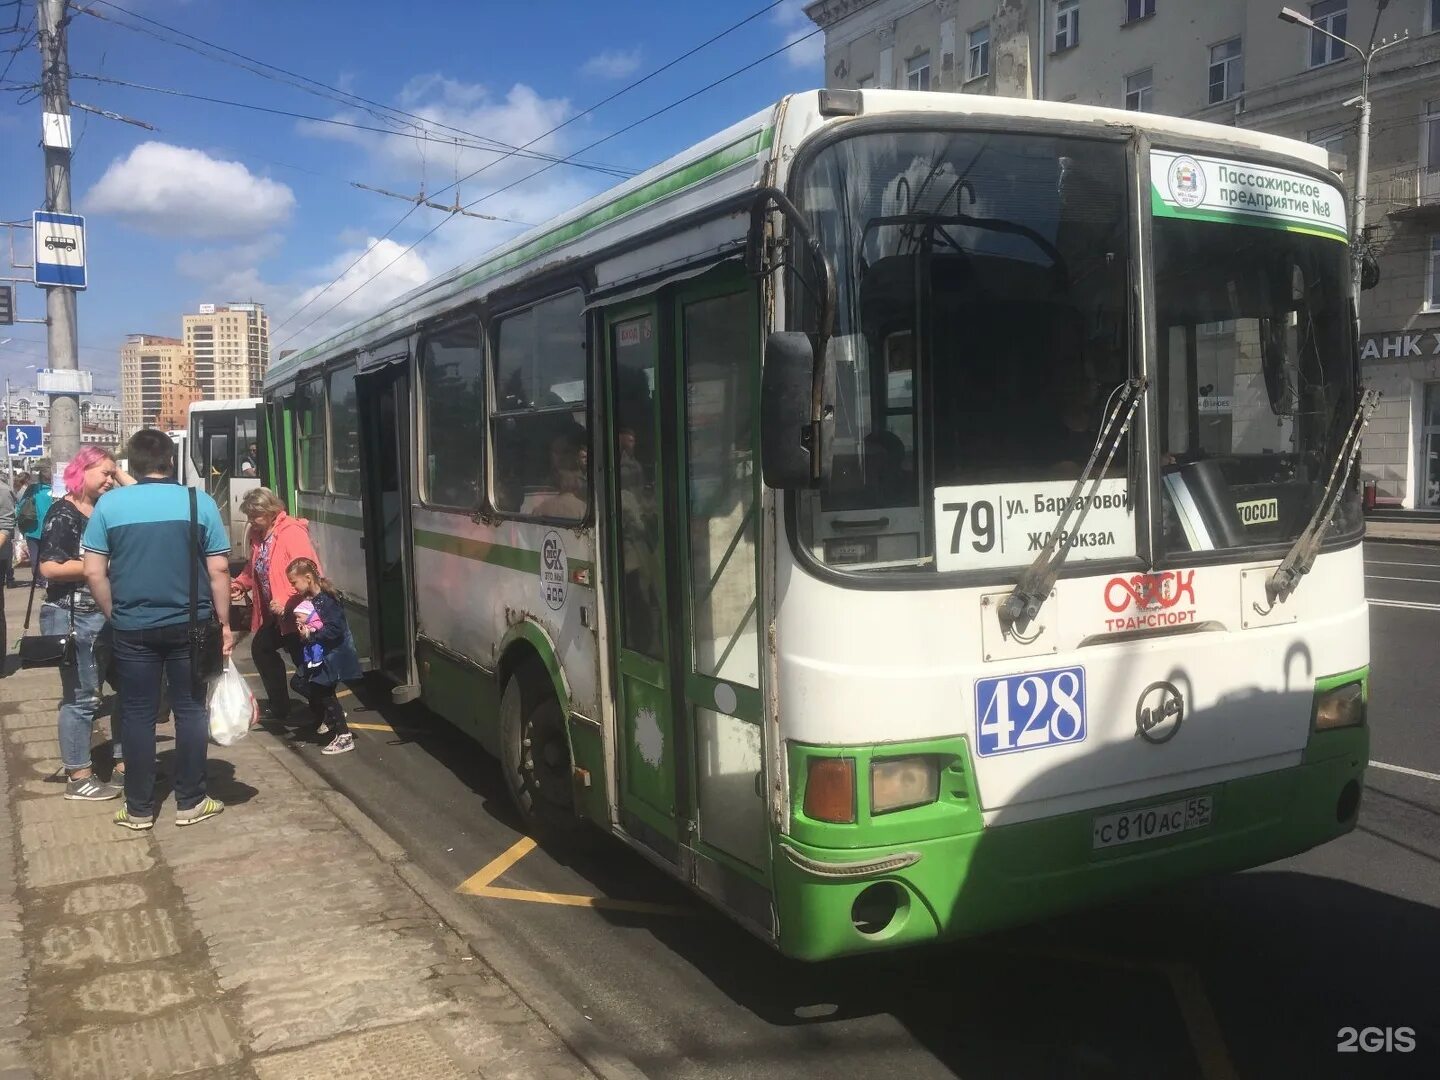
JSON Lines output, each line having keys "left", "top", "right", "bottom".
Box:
{"left": 274, "top": 236, "right": 436, "bottom": 353}
{"left": 175, "top": 235, "right": 285, "bottom": 300}
{"left": 300, "top": 77, "right": 578, "bottom": 193}
{"left": 83, "top": 142, "right": 295, "bottom": 239}
{"left": 775, "top": 0, "right": 825, "bottom": 71}
{"left": 581, "top": 47, "right": 642, "bottom": 79}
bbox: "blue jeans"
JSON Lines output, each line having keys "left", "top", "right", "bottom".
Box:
{"left": 113, "top": 622, "right": 210, "bottom": 815}
{"left": 43, "top": 604, "right": 117, "bottom": 772}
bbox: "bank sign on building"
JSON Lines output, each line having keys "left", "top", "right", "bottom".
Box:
{"left": 1360, "top": 331, "right": 1440, "bottom": 509}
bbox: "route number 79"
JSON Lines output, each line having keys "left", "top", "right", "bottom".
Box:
{"left": 943, "top": 500, "right": 996, "bottom": 553}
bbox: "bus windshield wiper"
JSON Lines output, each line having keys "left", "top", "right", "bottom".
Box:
{"left": 999, "top": 377, "right": 1148, "bottom": 637}
{"left": 1263, "top": 388, "right": 1380, "bottom": 609}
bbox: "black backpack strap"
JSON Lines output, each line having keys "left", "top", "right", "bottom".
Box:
{"left": 188, "top": 487, "right": 199, "bottom": 633}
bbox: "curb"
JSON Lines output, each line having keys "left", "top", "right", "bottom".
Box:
{"left": 1364, "top": 531, "right": 1440, "bottom": 545}
{"left": 250, "top": 729, "right": 649, "bottom": 1080}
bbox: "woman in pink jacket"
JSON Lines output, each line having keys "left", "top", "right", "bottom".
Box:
{"left": 231, "top": 487, "right": 321, "bottom": 721}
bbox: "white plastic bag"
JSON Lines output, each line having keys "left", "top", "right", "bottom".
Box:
{"left": 209, "top": 659, "right": 256, "bottom": 746}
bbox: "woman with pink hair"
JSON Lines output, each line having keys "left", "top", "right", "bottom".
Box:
{"left": 37, "top": 445, "right": 134, "bottom": 800}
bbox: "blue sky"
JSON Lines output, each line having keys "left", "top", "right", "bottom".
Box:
{"left": 0, "top": 0, "right": 823, "bottom": 389}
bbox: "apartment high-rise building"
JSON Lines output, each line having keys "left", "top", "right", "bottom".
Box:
{"left": 119, "top": 334, "right": 199, "bottom": 435}
{"left": 805, "top": 0, "right": 1440, "bottom": 508}
{"left": 182, "top": 302, "right": 271, "bottom": 401}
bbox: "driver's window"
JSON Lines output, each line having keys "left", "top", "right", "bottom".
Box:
{"left": 208, "top": 433, "right": 231, "bottom": 477}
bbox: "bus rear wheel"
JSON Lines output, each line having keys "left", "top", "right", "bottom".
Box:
{"left": 499, "top": 671, "right": 582, "bottom": 838}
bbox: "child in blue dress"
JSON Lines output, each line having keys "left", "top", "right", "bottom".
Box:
{"left": 285, "top": 557, "right": 362, "bottom": 755}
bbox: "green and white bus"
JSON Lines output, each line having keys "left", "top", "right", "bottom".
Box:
{"left": 262, "top": 90, "right": 1372, "bottom": 960}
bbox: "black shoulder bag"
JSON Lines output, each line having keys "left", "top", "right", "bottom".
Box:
{"left": 17, "top": 563, "right": 76, "bottom": 668}
{"left": 188, "top": 488, "right": 225, "bottom": 687}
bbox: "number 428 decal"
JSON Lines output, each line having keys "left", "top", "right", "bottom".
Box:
{"left": 974, "top": 665, "right": 1087, "bottom": 757}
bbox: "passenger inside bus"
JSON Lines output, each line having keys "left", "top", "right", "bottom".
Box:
{"left": 532, "top": 423, "right": 589, "bottom": 519}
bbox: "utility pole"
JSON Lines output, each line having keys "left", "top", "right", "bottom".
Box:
{"left": 37, "top": 0, "right": 80, "bottom": 462}
{"left": 1278, "top": 8, "right": 1408, "bottom": 315}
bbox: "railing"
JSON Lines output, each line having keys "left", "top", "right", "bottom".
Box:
{"left": 1369, "top": 164, "right": 1440, "bottom": 214}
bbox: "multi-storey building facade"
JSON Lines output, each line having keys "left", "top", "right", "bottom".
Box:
{"left": 181, "top": 302, "right": 270, "bottom": 402}
{"left": 806, "top": 0, "right": 1440, "bottom": 506}
{"left": 119, "top": 333, "right": 198, "bottom": 435}
{"left": 3, "top": 392, "right": 122, "bottom": 452}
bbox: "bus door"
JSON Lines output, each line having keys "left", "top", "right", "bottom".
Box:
{"left": 357, "top": 365, "right": 418, "bottom": 694}
{"left": 604, "top": 271, "right": 770, "bottom": 913}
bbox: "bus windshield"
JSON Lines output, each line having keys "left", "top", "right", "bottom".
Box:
{"left": 1152, "top": 201, "right": 1360, "bottom": 554}
{"left": 793, "top": 129, "right": 1132, "bottom": 571}
{"left": 790, "top": 129, "right": 1359, "bottom": 573}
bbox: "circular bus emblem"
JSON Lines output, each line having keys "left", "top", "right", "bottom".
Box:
{"left": 540, "top": 530, "right": 567, "bottom": 611}
{"left": 1136, "top": 681, "right": 1184, "bottom": 744}
{"left": 1166, "top": 155, "right": 1206, "bottom": 208}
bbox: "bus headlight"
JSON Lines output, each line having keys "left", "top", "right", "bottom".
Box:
{"left": 1313, "top": 682, "right": 1365, "bottom": 730}
{"left": 804, "top": 758, "right": 856, "bottom": 823}
{"left": 871, "top": 756, "right": 939, "bottom": 814}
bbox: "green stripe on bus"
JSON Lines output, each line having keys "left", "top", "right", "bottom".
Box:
{"left": 266, "top": 126, "right": 774, "bottom": 383}
{"left": 413, "top": 528, "right": 595, "bottom": 577}
{"left": 296, "top": 502, "right": 365, "bottom": 531}
{"left": 1150, "top": 186, "right": 1348, "bottom": 243}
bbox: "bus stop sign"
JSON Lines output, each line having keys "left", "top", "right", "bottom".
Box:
{"left": 32, "top": 211, "right": 87, "bottom": 289}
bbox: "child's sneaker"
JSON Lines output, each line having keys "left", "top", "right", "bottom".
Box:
{"left": 113, "top": 806, "right": 153, "bottom": 830}
{"left": 175, "top": 797, "right": 225, "bottom": 827}
{"left": 321, "top": 732, "right": 354, "bottom": 755}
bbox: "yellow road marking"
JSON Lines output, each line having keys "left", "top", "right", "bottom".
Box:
{"left": 457, "top": 836, "right": 538, "bottom": 892}
{"left": 1166, "top": 963, "right": 1239, "bottom": 1080}
{"left": 455, "top": 835, "right": 691, "bottom": 916}
{"left": 347, "top": 721, "right": 395, "bottom": 732}
{"left": 467, "top": 884, "right": 692, "bottom": 917}
{"left": 975, "top": 941, "right": 1236, "bottom": 1080}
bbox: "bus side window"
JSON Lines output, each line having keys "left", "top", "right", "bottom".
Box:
{"left": 491, "top": 291, "right": 588, "bottom": 521}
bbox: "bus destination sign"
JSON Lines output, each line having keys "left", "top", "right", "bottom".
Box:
{"left": 934, "top": 478, "right": 1135, "bottom": 573}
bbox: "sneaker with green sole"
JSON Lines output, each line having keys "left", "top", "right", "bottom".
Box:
{"left": 175, "top": 797, "right": 225, "bottom": 827}
{"left": 113, "top": 806, "right": 154, "bottom": 831}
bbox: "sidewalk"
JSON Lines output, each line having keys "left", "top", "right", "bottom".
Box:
{"left": 1365, "top": 519, "right": 1440, "bottom": 544}
{"left": 0, "top": 643, "right": 597, "bottom": 1079}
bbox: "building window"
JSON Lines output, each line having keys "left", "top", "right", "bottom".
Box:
{"left": 967, "top": 26, "right": 990, "bottom": 80}
{"left": 1309, "top": 126, "right": 1347, "bottom": 168}
{"left": 421, "top": 317, "right": 485, "bottom": 509}
{"left": 327, "top": 363, "right": 361, "bottom": 497}
{"left": 1430, "top": 0, "right": 1440, "bottom": 33}
{"left": 294, "top": 378, "right": 326, "bottom": 492}
{"left": 1208, "top": 38, "right": 1242, "bottom": 103}
{"left": 1424, "top": 100, "right": 1440, "bottom": 183}
{"left": 1055, "top": 0, "right": 1080, "bottom": 51}
{"left": 1309, "top": 0, "right": 1347, "bottom": 67}
{"left": 1125, "top": 0, "right": 1156, "bottom": 23}
{"left": 1428, "top": 235, "right": 1440, "bottom": 311}
{"left": 491, "top": 290, "right": 587, "bottom": 521}
{"left": 906, "top": 52, "right": 931, "bottom": 91}
{"left": 1125, "top": 68, "right": 1153, "bottom": 111}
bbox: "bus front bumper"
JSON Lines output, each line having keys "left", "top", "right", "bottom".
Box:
{"left": 772, "top": 727, "right": 1367, "bottom": 961}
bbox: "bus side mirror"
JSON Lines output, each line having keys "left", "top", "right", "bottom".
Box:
{"left": 761, "top": 332, "right": 833, "bottom": 489}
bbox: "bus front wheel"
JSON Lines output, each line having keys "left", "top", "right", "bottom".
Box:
{"left": 499, "top": 669, "right": 582, "bottom": 838}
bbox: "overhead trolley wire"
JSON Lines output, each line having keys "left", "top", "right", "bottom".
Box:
{"left": 275, "top": 2, "right": 828, "bottom": 349}
{"left": 73, "top": 0, "right": 638, "bottom": 179}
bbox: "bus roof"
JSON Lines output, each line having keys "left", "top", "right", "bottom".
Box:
{"left": 190, "top": 398, "right": 261, "bottom": 414}
{"left": 265, "top": 89, "right": 1332, "bottom": 392}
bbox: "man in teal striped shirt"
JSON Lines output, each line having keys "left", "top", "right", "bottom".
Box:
{"left": 83, "top": 429, "right": 235, "bottom": 830}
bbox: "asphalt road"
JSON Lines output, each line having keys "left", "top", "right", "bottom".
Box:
{"left": 247, "top": 540, "right": 1440, "bottom": 1080}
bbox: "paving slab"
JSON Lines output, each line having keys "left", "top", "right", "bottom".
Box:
{"left": 1, "top": 623, "right": 603, "bottom": 1080}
